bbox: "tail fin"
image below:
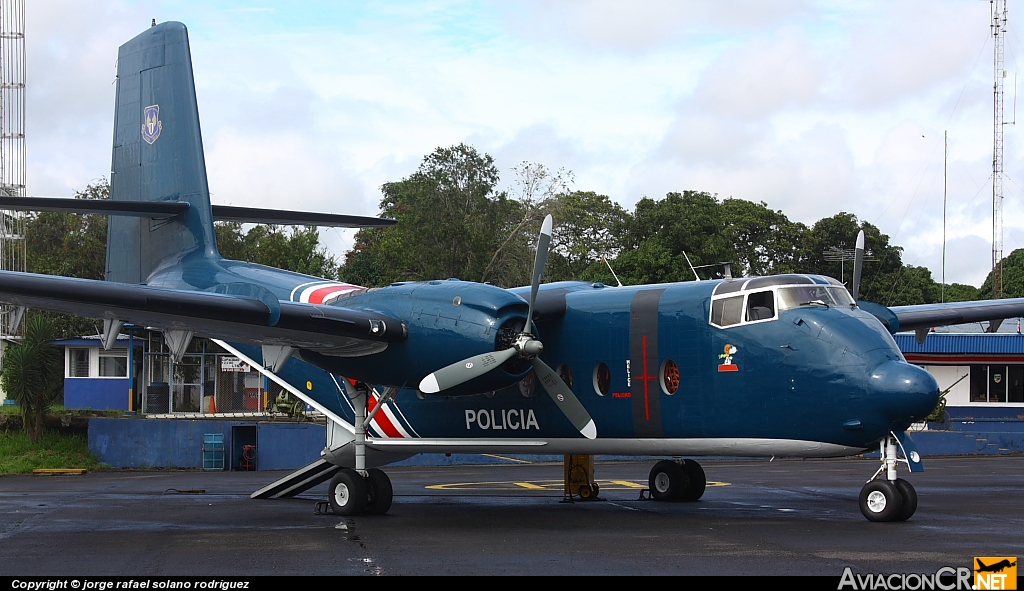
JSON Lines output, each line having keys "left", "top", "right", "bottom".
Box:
{"left": 106, "top": 21, "right": 219, "bottom": 283}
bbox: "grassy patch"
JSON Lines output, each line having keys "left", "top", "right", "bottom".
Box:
{"left": 0, "top": 430, "right": 101, "bottom": 474}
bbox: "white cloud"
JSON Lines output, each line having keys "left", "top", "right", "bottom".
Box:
{"left": 19, "top": 0, "right": 1021, "bottom": 288}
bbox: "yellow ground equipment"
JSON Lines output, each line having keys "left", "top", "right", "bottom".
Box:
{"left": 563, "top": 454, "right": 599, "bottom": 501}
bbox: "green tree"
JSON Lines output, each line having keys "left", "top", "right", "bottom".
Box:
{"left": 942, "top": 283, "right": 980, "bottom": 302}
{"left": 544, "top": 190, "right": 629, "bottom": 282}
{"left": 719, "top": 198, "right": 807, "bottom": 276}
{"left": 342, "top": 144, "right": 533, "bottom": 288}
{"left": 25, "top": 179, "right": 109, "bottom": 338}
{"left": 798, "top": 213, "right": 920, "bottom": 305}
{"left": 608, "top": 191, "right": 735, "bottom": 285}
{"left": 977, "top": 248, "right": 1024, "bottom": 299}
{"left": 215, "top": 223, "right": 338, "bottom": 278}
{"left": 1, "top": 315, "right": 62, "bottom": 444}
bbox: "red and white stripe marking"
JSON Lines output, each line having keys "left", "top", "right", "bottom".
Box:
{"left": 366, "top": 391, "right": 413, "bottom": 439}
{"left": 290, "top": 281, "right": 363, "bottom": 305}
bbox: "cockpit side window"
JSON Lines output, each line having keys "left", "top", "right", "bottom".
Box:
{"left": 745, "top": 290, "right": 775, "bottom": 322}
{"left": 711, "top": 295, "right": 744, "bottom": 327}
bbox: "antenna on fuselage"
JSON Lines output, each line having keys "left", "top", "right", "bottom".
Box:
{"left": 682, "top": 251, "right": 700, "bottom": 281}
{"left": 601, "top": 255, "right": 624, "bottom": 287}
{"left": 852, "top": 230, "right": 865, "bottom": 300}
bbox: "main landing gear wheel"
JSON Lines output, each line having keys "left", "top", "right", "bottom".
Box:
{"left": 329, "top": 468, "right": 367, "bottom": 516}
{"left": 364, "top": 468, "right": 393, "bottom": 515}
{"left": 859, "top": 480, "right": 903, "bottom": 522}
{"left": 648, "top": 459, "right": 706, "bottom": 502}
{"left": 679, "top": 459, "right": 706, "bottom": 502}
{"left": 648, "top": 460, "right": 687, "bottom": 501}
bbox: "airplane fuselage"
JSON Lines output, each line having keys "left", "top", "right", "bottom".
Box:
{"left": 164, "top": 256, "right": 939, "bottom": 457}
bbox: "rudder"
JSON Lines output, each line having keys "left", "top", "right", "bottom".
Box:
{"left": 106, "top": 21, "right": 219, "bottom": 283}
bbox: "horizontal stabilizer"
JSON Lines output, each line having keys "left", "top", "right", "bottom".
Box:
{"left": 0, "top": 197, "right": 395, "bottom": 228}
{"left": 0, "top": 196, "right": 188, "bottom": 217}
{"left": 210, "top": 205, "right": 395, "bottom": 228}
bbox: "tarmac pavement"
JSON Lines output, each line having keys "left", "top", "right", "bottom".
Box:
{"left": 0, "top": 456, "right": 1021, "bottom": 576}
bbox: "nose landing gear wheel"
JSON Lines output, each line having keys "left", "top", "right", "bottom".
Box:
{"left": 329, "top": 468, "right": 368, "bottom": 516}
{"left": 859, "top": 479, "right": 903, "bottom": 522}
{"left": 893, "top": 478, "right": 917, "bottom": 522}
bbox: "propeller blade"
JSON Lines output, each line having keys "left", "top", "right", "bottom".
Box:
{"left": 852, "top": 229, "right": 864, "bottom": 300}
{"left": 418, "top": 348, "right": 517, "bottom": 394}
{"left": 525, "top": 214, "right": 553, "bottom": 335}
{"left": 531, "top": 357, "right": 597, "bottom": 439}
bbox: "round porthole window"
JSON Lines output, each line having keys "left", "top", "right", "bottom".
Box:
{"left": 661, "top": 359, "right": 680, "bottom": 395}
{"left": 593, "top": 362, "right": 611, "bottom": 396}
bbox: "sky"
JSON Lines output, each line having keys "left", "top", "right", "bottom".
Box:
{"left": 22, "top": 0, "right": 1024, "bottom": 287}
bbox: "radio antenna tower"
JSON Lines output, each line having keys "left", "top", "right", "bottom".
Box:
{"left": 0, "top": 0, "right": 25, "bottom": 369}
{"left": 992, "top": 0, "right": 1008, "bottom": 299}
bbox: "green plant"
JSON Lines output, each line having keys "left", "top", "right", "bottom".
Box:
{"left": 1, "top": 316, "right": 62, "bottom": 444}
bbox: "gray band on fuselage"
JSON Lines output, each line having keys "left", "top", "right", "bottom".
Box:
{"left": 630, "top": 288, "right": 666, "bottom": 437}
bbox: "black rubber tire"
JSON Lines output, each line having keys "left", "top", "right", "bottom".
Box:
{"left": 328, "top": 468, "right": 367, "bottom": 516}
{"left": 893, "top": 478, "right": 918, "bottom": 522}
{"left": 679, "top": 459, "right": 707, "bottom": 502}
{"left": 364, "top": 468, "right": 393, "bottom": 515}
{"left": 591, "top": 482, "right": 600, "bottom": 498}
{"left": 649, "top": 460, "right": 687, "bottom": 502}
{"left": 859, "top": 479, "right": 903, "bottom": 522}
{"left": 578, "top": 484, "right": 594, "bottom": 500}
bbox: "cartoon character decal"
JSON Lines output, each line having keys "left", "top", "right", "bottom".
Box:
{"left": 718, "top": 344, "right": 738, "bottom": 372}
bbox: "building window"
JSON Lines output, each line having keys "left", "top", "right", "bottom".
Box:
{"left": 970, "top": 364, "right": 1024, "bottom": 403}
{"left": 69, "top": 348, "right": 90, "bottom": 377}
{"left": 99, "top": 353, "right": 128, "bottom": 377}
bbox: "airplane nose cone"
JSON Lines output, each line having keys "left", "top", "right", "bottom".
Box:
{"left": 869, "top": 361, "right": 940, "bottom": 424}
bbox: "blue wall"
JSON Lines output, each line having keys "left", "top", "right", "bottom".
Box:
{"left": 256, "top": 422, "right": 327, "bottom": 470}
{"left": 89, "top": 418, "right": 325, "bottom": 470}
{"left": 65, "top": 378, "right": 130, "bottom": 411}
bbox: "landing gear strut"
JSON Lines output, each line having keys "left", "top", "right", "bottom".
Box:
{"left": 647, "top": 458, "right": 706, "bottom": 502}
{"left": 859, "top": 433, "right": 917, "bottom": 522}
{"left": 326, "top": 381, "right": 395, "bottom": 516}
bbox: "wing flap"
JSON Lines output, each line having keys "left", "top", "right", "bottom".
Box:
{"left": 0, "top": 196, "right": 189, "bottom": 217}
{"left": 0, "top": 271, "right": 406, "bottom": 349}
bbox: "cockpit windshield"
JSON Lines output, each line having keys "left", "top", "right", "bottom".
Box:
{"left": 777, "top": 285, "right": 855, "bottom": 310}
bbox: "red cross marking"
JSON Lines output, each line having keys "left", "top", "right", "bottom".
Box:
{"left": 635, "top": 334, "right": 658, "bottom": 421}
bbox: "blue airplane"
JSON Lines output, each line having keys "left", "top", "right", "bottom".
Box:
{"left": 1, "top": 21, "right": 1022, "bottom": 522}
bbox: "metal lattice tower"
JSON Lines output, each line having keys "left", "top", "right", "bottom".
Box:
{"left": 992, "top": 0, "right": 1007, "bottom": 299}
{"left": 0, "top": 0, "right": 24, "bottom": 345}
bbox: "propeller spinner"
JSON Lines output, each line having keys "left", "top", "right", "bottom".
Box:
{"left": 418, "top": 215, "right": 598, "bottom": 439}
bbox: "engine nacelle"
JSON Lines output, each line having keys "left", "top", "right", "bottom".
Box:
{"left": 300, "top": 279, "right": 532, "bottom": 395}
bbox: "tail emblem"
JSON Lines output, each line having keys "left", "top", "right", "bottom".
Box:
{"left": 142, "top": 104, "right": 163, "bottom": 144}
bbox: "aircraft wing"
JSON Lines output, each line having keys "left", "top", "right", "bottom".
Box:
{"left": 886, "top": 298, "right": 1024, "bottom": 332}
{"left": 0, "top": 270, "right": 406, "bottom": 354}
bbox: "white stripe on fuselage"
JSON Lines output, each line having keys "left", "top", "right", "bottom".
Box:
{"left": 363, "top": 437, "right": 866, "bottom": 458}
